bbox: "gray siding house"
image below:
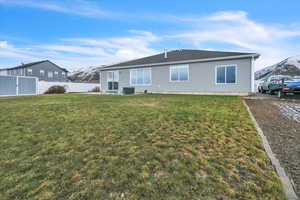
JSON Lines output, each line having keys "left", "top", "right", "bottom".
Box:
{"left": 101, "top": 49, "right": 259, "bottom": 95}
{"left": 0, "top": 60, "right": 68, "bottom": 82}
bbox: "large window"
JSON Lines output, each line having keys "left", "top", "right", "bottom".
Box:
{"left": 107, "top": 71, "right": 119, "bottom": 90}
{"left": 170, "top": 65, "right": 189, "bottom": 82}
{"left": 48, "top": 71, "right": 53, "bottom": 78}
{"left": 27, "top": 69, "right": 33, "bottom": 75}
{"left": 130, "top": 68, "right": 151, "bottom": 85}
{"left": 216, "top": 65, "right": 237, "bottom": 84}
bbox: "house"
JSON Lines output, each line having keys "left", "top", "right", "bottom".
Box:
{"left": 0, "top": 60, "right": 68, "bottom": 82}
{"left": 100, "top": 49, "right": 260, "bottom": 95}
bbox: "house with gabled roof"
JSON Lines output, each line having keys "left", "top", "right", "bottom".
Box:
{"left": 100, "top": 49, "right": 259, "bottom": 95}
{"left": 0, "top": 60, "right": 68, "bottom": 82}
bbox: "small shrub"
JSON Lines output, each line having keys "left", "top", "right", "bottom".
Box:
{"left": 91, "top": 87, "right": 101, "bottom": 92}
{"left": 45, "top": 85, "right": 66, "bottom": 94}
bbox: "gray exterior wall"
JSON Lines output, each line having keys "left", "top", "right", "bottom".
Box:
{"left": 7, "top": 61, "right": 68, "bottom": 82}
{"left": 101, "top": 58, "right": 252, "bottom": 94}
{"left": 0, "top": 70, "right": 8, "bottom": 76}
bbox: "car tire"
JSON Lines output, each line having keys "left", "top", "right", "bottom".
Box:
{"left": 261, "top": 89, "right": 266, "bottom": 94}
{"left": 278, "top": 90, "right": 285, "bottom": 98}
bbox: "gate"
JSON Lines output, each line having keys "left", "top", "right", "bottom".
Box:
{"left": 0, "top": 75, "right": 38, "bottom": 96}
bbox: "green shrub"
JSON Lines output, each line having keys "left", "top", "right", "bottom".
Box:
{"left": 44, "top": 85, "right": 66, "bottom": 94}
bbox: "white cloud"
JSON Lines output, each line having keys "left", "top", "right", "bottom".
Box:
{"left": 1, "top": 9, "right": 300, "bottom": 71}
{"left": 39, "top": 45, "right": 111, "bottom": 57}
{"left": 169, "top": 11, "right": 300, "bottom": 69}
{"left": 0, "top": 41, "right": 8, "bottom": 48}
{"left": 56, "top": 30, "right": 160, "bottom": 63}
{"left": 0, "top": 31, "right": 160, "bottom": 70}
{"left": 0, "top": 40, "right": 38, "bottom": 60}
{"left": 0, "top": 0, "right": 117, "bottom": 18}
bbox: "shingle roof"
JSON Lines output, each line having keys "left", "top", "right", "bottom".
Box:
{"left": 103, "top": 49, "right": 259, "bottom": 70}
{"left": 3, "top": 60, "right": 68, "bottom": 72}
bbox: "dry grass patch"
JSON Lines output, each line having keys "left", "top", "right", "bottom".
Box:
{"left": 0, "top": 94, "right": 286, "bottom": 200}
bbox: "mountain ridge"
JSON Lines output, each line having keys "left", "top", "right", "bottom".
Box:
{"left": 68, "top": 66, "right": 105, "bottom": 83}
{"left": 255, "top": 55, "right": 300, "bottom": 80}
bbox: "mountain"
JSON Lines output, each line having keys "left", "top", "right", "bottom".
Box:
{"left": 68, "top": 66, "right": 105, "bottom": 83}
{"left": 255, "top": 55, "right": 300, "bottom": 80}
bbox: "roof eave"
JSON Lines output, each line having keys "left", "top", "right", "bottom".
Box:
{"left": 101, "top": 53, "right": 260, "bottom": 71}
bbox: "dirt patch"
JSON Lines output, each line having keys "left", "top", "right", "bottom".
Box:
{"left": 245, "top": 99, "right": 300, "bottom": 197}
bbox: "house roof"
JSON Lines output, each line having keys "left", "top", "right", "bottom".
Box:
{"left": 103, "top": 49, "right": 259, "bottom": 70}
{"left": 2, "top": 60, "right": 68, "bottom": 72}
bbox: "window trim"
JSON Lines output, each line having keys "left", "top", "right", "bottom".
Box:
{"left": 169, "top": 64, "right": 189, "bottom": 82}
{"left": 130, "top": 67, "right": 152, "bottom": 86}
{"left": 215, "top": 64, "right": 237, "bottom": 85}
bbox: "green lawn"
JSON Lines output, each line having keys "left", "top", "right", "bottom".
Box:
{"left": 0, "top": 94, "right": 285, "bottom": 200}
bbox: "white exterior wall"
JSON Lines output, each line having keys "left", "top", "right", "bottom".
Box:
{"left": 0, "top": 70, "right": 8, "bottom": 76}
{"left": 38, "top": 81, "right": 100, "bottom": 94}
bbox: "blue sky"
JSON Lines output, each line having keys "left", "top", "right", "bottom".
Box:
{"left": 1, "top": 0, "right": 300, "bottom": 71}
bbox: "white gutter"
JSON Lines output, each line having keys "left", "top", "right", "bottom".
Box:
{"left": 101, "top": 54, "right": 260, "bottom": 71}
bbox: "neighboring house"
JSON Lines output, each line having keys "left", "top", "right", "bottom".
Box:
{"left": 100, "top": 49, "right": 260, "bottom": 95}
{"left": 0, "top": 60, "right": 68, "bottom": 82}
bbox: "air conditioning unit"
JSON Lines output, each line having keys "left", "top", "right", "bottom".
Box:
{"left": 123, "top": 87, "right": 135, "bottom": 95}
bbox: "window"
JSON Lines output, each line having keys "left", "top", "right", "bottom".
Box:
{"left": 62, "top": 72, "right": 66, "bottom": 78}
{"left": 107, "top": 71, "right": 119, "bottom": 90}
{"left": 170, "top": 65, "right": 189, "bottom": 81}
{"left": 130, "top": 68, "right": 151, "bottom": 85}
{"left": 54, "top": 71, "right": 58, "bottom": 76}
{"left": 107, "top": 71, "right": 119, "bottom": 82}
{"left": 48, "top": 71, "right": 53, "bottom": 78}
{"left": 40, "top": 70, "right": 45, "bottom": 76}
{"left": 27, "top": 69, "right": 32, "bottom": 75}
{"left": 216, "top": 65, "right": 237, "bottom": 84}
{"left": 108, "top": 81, "right": 119, "bottom": 90}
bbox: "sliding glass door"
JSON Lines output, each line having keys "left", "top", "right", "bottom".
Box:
{"left": 107, "top": 71, "right": 119, "bottom": 91}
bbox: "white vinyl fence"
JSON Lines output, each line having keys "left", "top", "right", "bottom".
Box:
{"left": 38, "top": 81, "right": 100, "bottom": 94}
{"left": 0, "top": 75, "right": 38, "bottom": 96}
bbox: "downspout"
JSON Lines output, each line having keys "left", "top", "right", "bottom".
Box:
{"left": 251, "top": 56, "right": 255, "bottom": 93}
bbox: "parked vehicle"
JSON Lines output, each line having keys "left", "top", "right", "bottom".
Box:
{"left": 277, "top": 79, "right": 300, "bottom": 98}
{"left": 260, "top": 75, "right": 293, "bottom": 94}
{"left": 257, "top": 82, "right": 263, "bottom": 93}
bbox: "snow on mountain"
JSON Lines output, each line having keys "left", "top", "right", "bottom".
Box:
{"left": 68, "top": 65, "right": 105, "bottom": 83}
{"left": 255, "top": 55, "right": 300, "bottom": 80}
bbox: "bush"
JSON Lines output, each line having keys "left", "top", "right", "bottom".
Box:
{"left": 45, "top": 85, "right": 66, "bottom": 94}
{"left": 91, "top": 87, "right": 101, "bottom": 92}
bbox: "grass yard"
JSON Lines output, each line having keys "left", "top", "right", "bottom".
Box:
{"left": 0, "top": 94, "right": 285, "bottom": 200}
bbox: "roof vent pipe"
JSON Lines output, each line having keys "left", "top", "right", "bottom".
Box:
{"left": 164, "top": 49, "right": 168, "bottom": 58}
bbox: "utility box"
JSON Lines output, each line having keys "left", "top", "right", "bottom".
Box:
{"left": 123, "top": 87, "right": 135, "bottom": 95}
